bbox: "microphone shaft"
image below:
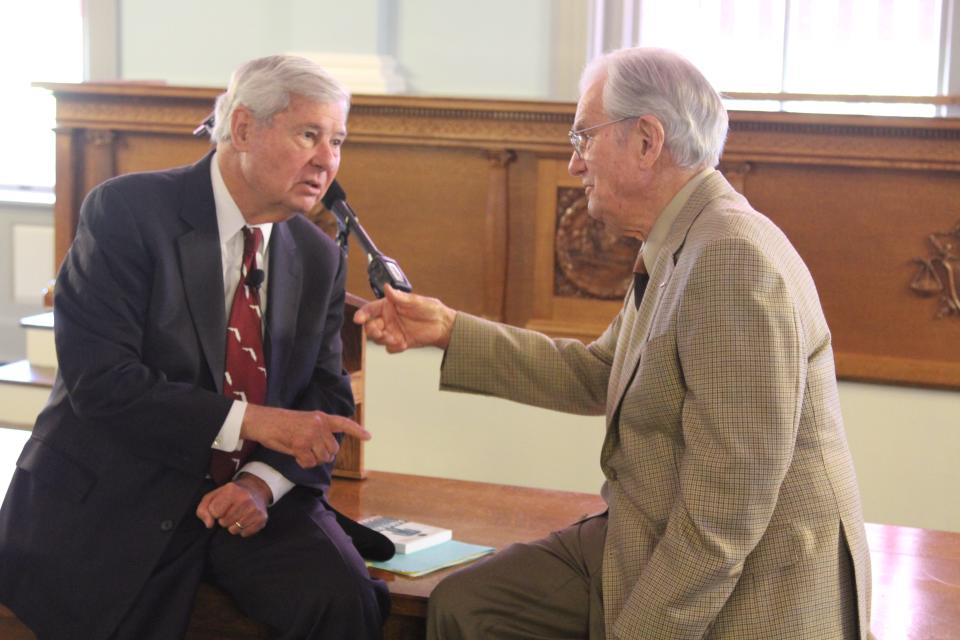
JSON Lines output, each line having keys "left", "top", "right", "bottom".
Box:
{"left": 327, "top": 201, "right": 382, "bottom": 258}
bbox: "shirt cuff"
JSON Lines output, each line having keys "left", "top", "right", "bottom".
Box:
{"left": 212, "top": 400, "right": 245, "bottom": 451}
{"left": 238, "top": 462, "right": 295, "bottom": 505}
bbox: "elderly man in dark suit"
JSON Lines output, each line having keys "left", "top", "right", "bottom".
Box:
{"left": 0, "top": 55, "right": 388, "bottom": 639}
{"left": 356, "top": 47, "right": 871, "bottom": 639}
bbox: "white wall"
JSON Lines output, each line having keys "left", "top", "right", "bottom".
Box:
{"left": 363, "top": 345, "right": 607, "bottom": 494}
{"left": 119, "top": 0, "right": 586, "bottom": 101}
{"left": 363, "top": 343, "right": 960, "bottom": 533}
{"left": 0, "top": 204, "right": 53, "bottom": 362}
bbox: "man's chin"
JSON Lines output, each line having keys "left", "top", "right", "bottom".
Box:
{"left": 288, "top": 195, "right": 321, "bottom": 215}
{"left": 587, "top": 206, "right": 620, "bottom": 235}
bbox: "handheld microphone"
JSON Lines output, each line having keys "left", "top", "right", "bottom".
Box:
{"left": 193, "top": 112, "right": 215, "bottom": 138}
{"left": 245, "top": 268, "right": 265, "bottom": 290}
{"left": 321, "top": 180, "right": 413, "bottom": 299}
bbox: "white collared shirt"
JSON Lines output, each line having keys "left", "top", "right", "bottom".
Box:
{"left": 209, "top": 153, "right": 293, "bottom": 503}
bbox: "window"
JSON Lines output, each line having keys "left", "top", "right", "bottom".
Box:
{"left": 592, "top": 0, "right": 949, "bottom": 115}
{"left": 0, "top": 1, "right": 83, "bottom": 200}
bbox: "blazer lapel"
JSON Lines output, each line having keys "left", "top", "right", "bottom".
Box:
{"left": 604, "top": 172, "right": 731, "bottom": 433}
{"left": 264, "top": 222, "right": 303, "bottom": 406}
{"left": 604, "top": 250, "right": 674, "bottom": 431}
{"left": 178, "top": 154, "right": 227, "bottom": 392}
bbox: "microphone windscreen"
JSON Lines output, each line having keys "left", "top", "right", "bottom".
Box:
{"left": 321, "top": 180, "right": 347, "bottom": 209}
{"left": 246, "top": 268, "right": 265, "bottom": 289}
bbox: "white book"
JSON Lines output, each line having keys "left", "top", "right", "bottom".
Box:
{"left": 360, "top": 515, "right": 453, "bottom": 554}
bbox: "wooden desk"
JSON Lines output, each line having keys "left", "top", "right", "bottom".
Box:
{"left": 866, "top": 524, "right": 960, "bottom": 639}
{"left": 3, "top": 463, "right": 960, "bottom": 639}
{"left": 328, "top": 471, "right": 606, "bottom": 635}
{"left": 331, "top": 473, "right": 960, "bottom": 640}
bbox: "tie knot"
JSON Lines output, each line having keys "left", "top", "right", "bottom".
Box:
{"left": 242, "top": 226, "right": 263, "bottom": 259}
{"left": 633, "top": 248, "right": 647, "bottom": 275}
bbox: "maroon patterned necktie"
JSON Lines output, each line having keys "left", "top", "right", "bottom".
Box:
{"left": 209, "top": 226, "right": 266, "bottom": 484}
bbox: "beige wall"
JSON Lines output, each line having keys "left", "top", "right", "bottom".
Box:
{"left": 363, "top": 343, "right": 960, "bottom": 533}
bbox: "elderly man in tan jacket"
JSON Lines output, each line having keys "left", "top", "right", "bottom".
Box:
{"left": 355, "top": 46, "right": 871, "bottom": 640}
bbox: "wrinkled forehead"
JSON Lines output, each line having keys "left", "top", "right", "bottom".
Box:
{"left": 275, "top": 94, "right": 348, "bottom": 127}
{"left": 573, "top": 76, "right": 607, "bottom": 129}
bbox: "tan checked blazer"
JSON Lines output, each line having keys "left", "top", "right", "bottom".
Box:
{"left": 440, "top": 172, "right": 871, "bottom": 639}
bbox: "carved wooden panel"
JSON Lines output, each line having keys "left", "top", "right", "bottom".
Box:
{"left": 42, "top": 82, "right": 960, "bottom": 390}
{"left": 910, "top": 221, "right": 960, "bottom": 319}
{"left": 554, "top": 187, "right": 639, "bottom": 299}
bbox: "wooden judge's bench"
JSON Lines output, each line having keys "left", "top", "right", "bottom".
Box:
{"left": 2, "top": 84, "right": 960, "bottom": 638}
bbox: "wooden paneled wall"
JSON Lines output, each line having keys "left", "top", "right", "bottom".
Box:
{"left": 43, "top": 83, "right": 960, "bottom": 390}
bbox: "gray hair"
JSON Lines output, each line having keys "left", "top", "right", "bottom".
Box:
{"left": 581, "top": 48, "right": 728, "bottom": 169}
{"left": 212, "top": 55, "right": 350, "bottom": 143}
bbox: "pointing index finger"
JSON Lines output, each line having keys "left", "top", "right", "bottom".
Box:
{"left": 325, "top": 414, "right": 372, "bottom": 441}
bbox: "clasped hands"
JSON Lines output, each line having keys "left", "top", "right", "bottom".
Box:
{"left": 196, "top": 472, "right": 271, "bottom": 537}
{"left": 196, "top": 404, "right": 372, "bottom": 537}
{"left": 197, "top": 285, "right": 452, "bottom": 537}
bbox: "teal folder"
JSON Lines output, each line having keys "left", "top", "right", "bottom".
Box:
{"left": 367, "top": 540, "right": 495, "bottom": 578}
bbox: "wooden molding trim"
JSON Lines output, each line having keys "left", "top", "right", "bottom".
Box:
{"left": 43, "top": 83, "right": 960, "bottom": 390}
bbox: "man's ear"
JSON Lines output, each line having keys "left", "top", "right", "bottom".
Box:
{"left": 230, "top": 106, "right": 254, "bottom": 150}
{"left": 635, "top": 115, "right": 666, "bottom": 168}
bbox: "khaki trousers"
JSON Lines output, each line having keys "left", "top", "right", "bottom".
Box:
{"left": 427, "top": 513, "right": 607, "bottom": 640}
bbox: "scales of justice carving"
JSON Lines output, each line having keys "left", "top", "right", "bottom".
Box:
{"left": 554, "top": 187, "right": 641, "bottom": 299}
{"left": 910, "top": 221, "right": 960, "bottom": 318}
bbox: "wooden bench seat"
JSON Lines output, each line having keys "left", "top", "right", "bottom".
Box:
{"left": 3, "top": 470, "right": 960, "bottom": 639}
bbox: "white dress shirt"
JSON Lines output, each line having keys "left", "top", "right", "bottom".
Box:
{"left": 209, "top": 153, "right": 294, "bottom": 503}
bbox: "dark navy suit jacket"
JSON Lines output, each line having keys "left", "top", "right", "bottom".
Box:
{"left": 0, "top": 152, "right": 354, "bottom": 638}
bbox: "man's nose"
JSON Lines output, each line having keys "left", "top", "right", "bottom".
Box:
{"left": 311, "top": 142, "right": 338, "bottom": 168}
{"left": 568, "top": 149, "right": 585, "bottom": 176}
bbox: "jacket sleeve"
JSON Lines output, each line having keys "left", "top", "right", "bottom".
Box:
{"left": 439, "top": 311, "right": 621, "bottom": 416}
{"left": 248, "top": 236, "right": 355, "bottom": 490}
{"left": 54, "top": 181, "right": 232, "bottom": 477}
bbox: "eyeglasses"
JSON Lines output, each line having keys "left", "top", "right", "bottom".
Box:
{"left": 567, "top": 116, "right": 637, "bottom": 159}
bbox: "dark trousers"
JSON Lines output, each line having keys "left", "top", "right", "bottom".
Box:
{"left": 110, "top": 484, "right": 389, "bottom": 640}
{"left": 427, "top": 514, "right": 607, "bottom": 640}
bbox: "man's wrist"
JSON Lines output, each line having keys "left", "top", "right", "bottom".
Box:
{"left": 239, "top": 403, "right": 264, "bottom": 442}
{"left": 234, "top": 471, "right": 274, "bottom": 505}
{"left": 438, "top": 307, "right": 458, "bottom": 349}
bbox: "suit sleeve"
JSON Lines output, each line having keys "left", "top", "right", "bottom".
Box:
{"left": 439, "top": 311, "right": 621, "bottom": 416}
{"left": 248, "top": 241, "right": 354, "bottom": 489}
{"left": 613, "top": 238, "right": 806, "bottom": 639}
{"left": 54, "top": 181, "right": 232, "bottom": 476}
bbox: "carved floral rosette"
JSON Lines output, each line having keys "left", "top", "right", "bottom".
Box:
{"left": 554, "top": 187, "right": 640, "bottom": 299}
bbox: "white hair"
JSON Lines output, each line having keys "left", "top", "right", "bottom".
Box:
{"left": 581, "top": 47, "right": 728, "bottom": 169}
{"left": 211, "top": 55, "right": 350, "bottom": 143}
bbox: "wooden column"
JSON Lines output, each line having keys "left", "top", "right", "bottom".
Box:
{"left": 482, "top": 149, "right": 517, "bottom": 321}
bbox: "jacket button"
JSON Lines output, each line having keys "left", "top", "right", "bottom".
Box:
{"left": 160, "top": 519, "right": 175, "bottom": 532}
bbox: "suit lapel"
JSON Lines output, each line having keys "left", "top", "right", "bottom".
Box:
{"left": 264, "top": 222, "right": 302, "bottom": 406}
{"left": 604, "top": 172, "right": 732, "bottom": 432}
{"left": 177, "top": 154, "right": 227, "bottom": 392}
{"left": 604, "top": 250, "right": 674, "bottom": 430}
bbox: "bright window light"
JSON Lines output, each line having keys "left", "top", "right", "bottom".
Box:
{"left": 0, "top": 1, "right": 83, "bottom": 194}
{"left": 635, "top": 0, "right": 943, "bottom": 99}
